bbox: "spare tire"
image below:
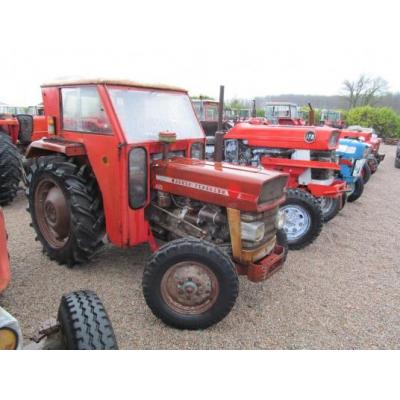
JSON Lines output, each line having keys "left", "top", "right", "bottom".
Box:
{"left": 57, "top": 290, "right": 118, "bottom": 350}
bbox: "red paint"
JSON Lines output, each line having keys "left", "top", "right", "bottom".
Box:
{"left": 0, "top": 209, "right": 11, "bottom": 294}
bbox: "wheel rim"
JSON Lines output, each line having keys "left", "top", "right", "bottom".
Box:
{"left": 319, "top": 197, "right": 334, "bottom": 216}
{"left": 35, "top": 177, "right": 70, "bottom": 248}
{"left": 281, "top": 204, "right": 311, "bottom": 241}
{"left": 160, "top": 261, "right": 219, "bottom": 315}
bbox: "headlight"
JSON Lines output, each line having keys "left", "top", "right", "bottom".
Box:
{"left": 224, "top": 139, "right": 239, "bottom": 163}
{"left": 129, "top": 147, "right": 147, "bottom": 209}
{"left": 191, "top": 142, "right": 204, "bottom": 159}
{"left": 241, "top": 221, "right": 265, "bottom": 242}
{"left": 259, "top": 176, "right": 288, "bottom": 204}
{"left": 0, "top": 327, "right": 18, "bottom": 350}
{"left": 275, "top": 210, "right": 285, "bottom": 230}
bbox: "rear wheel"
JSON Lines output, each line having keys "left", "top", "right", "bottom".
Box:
{"left": 395, "top": 157, "right": 400, "bottom": 169}
{"left": 368, "top": 156, "right": 379, "bottom": 174}
{"left": 347, "top": 177, "right": 364, "bottom": 202}
{"left": 27, "top": 156, "right": 105, "bottom": 267}
{"left": 142, "top": 237, "right": 239, "bottom": 330}
{"left": 0, "top": 133, "right": 22, "bottom": 206}
{"left": 281, "top": 189, "right": 323, "bottom": 250}
{"left": 57, "top": 290, "right": 118, "bottom": 350}
{"left": 319, "top": 196, "right": 341, "bottom": 222}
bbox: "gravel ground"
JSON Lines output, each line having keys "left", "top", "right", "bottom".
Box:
{"left": 1, "top": 144, "right": 399, "bottom": 349}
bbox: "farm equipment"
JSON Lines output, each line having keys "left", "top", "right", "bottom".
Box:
{"left": 0, "top": 113, "right": 47, "bottom": 205}
{"left": 320, "top": 109, "right": 345, "bottom": 129}
{"left": 336, "top": 138, "right": 369, "bottom": 202}
{"left": 221, "top": 122, "right": 346, "bottom": 249}
{"left": 192, "top": 99, "right": 233, "bottom": 136}
{"left": 25, "top": 79, "right": 289, "bottom": 330}
{"left": 264, "top": 102, "right": 305, "bottom": 125}
{"left": 0, "top": 207, "right": 117, "bottom": 350}
{"left": 341, "top": 126, "right": 385, "bottom": 174}
{"left": 395, "top": 141, "right": 400, "bottom": 168}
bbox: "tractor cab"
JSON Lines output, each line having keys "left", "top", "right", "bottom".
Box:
{"left": 320, "top": 109, "right": 345, "bottom": 129}
{"left": 264, "top": 102, "right": 304, "bottom": 125}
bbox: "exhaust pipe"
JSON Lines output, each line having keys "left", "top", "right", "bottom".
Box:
{"left": 308, "top": 102, "right": 315, "bottom": 126}
{"left": 214, "top": 85, "right": 225, "bottom": 162}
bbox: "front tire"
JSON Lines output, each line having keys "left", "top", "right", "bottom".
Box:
{"left": 347, "top": 177, "right": 364, "bottom": 202}
{"left": 27, "top": 156, "right": 105, "bottom": 267}
{"left": 281, "top": 189, "right": 323, "bottom": 250}
{"left": 319, "top": 196, "right": 341, "bottom": 222}
{"left": 0, "top": 133, "right": 22, "bottom": 206}
{"left": 361, "top": 162, "right": 371, "bottom": 184}
{"left": 57, "top": 290, "right": 118, "bottom": 350}
{"left": 142, "top": 237, "right": 239, "bottom": 330}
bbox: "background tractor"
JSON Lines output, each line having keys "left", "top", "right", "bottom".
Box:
{"left": 0, "top": 112, "right": 47, "bottom": 205}
{"left": 320, "top": 109, "right": 345, "bottom": 129}
{"left": 0, "top": 207, "right": 118, "bottom": 350}
{"left": 25, "top": 79, "right": 289, "bottom": 330}
{"left": 222, "top": 122, "right": 347, "bottom": 249}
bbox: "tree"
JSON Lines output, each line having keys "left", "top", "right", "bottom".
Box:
{"left": 345, "top": 106, "right": 400, "bottom": 138}
{"left": 342, "top": 75, "right": 388, "bottom": 108}
{"left": 191, "top": 94, "right": 215, "bottom": 100}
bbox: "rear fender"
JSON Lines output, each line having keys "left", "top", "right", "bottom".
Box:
{"left": 25, "top": 138, "right": 86, "bottom": 158}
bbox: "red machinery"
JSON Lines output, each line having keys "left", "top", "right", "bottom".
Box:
{"left": 223, "top": 121, "right": 347, "bottom": 249}
{"left": 340, "top": 127, "right": 385, "bottom": 174}
{"left": 0, "top": 113, "right": 48, "bottom": 205}
{"left": 25, "top": 78, "right": 289, "bottom": 330}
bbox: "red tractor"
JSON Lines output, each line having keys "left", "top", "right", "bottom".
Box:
{"left": 0, "top": 112, "right": 48, "bottom": 205}
{"left": 222, "top": 121, "right": 346, "bottom": 249}
{"left": 0, "top": 207, "right": 117, "bottom": 349}
{"left": 341, "top": 126, "right": 385, "bottom": 175}
{"left": 25, "top": 79, "right": 289, "bottom": 330}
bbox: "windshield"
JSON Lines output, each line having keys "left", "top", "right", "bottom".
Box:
{"left": 108, "top": 88, "right": 204, "bottom": 142}
{"left": 265, "top": 105, "right": 298, "bottom": 119}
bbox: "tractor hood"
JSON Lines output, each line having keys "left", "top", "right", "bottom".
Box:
{"left": 151, "top": 158, "right": 288, "bottom": 212}
{"left": 340, "top": 129, "right": 372, "bottom": 142}
{"left": 337, "top": 138, "right": 368, "bottom": 159}
{"left": 225, "top": 123, "right": 340, "bottom": 151}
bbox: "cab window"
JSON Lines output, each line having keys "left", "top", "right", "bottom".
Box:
{"left": 61, "top": 86, "right": 112, "bottom": 133}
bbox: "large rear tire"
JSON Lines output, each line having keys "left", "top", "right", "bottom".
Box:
{"left": 27, "top": 156, "right": 105, "bottom": 267}
{"left": 143, "top": 237, "right": 239, "bottom": 330}
{"left": 347, "top": 177, "right": 364, "bottom": 202}
{"left": 0, "top": 133, "right": 22, "bottom": 206}
{"left": 281, "top": 189, "right": 323, "bottom": 250}
{"left": 57, "top": 290, "right": 118, "bottom": 350}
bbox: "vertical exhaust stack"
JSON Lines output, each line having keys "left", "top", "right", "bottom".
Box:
{"left": 308, "top": 102, "right": 315, "bottom": 126}
{"left": 252, "top": 99, "right": 257, "bottom": 118}
{"left": 214, "top": 85, "right": 225, "bottom": 162}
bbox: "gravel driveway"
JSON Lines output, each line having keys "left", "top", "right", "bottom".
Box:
{"left": 1, "top": 144, "right": 399, "bottom": 349}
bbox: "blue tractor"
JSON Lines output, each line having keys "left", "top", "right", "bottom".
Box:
{"left": 336, "top": 138, "right": 370, "bottom": 202}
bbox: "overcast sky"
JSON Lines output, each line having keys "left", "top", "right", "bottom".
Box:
{"left": 1, "top": 0, "right": 398, "bottom": 105}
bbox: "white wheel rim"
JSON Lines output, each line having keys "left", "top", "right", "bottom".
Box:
{"left": 281, "top": 204, "right": 311, "bottom": 241}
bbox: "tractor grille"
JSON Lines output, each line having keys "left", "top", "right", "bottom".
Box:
{"left": 241, "top": 206, "right": 278, "bottom": 249}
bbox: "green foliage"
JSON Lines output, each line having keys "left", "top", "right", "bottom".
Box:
{"left": 345, "top": 106, "right": 400, "bottom": 138}
{"left": 256, "top": 109, "right": 264, "bottom": 117}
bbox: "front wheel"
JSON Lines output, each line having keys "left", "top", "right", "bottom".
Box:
{"left": 281, "top": 189, "right": 323, "bottom": 250}
{"left": 142, "top": 237, "right": 239, "bottom": 330}
{"left": 319, "top": 196, "right": 341, "bottom": 222}
{"left": 361, "top": 162, "right": 371, "bottom": 184}
{"left": 347, "top": 177, "right": 364, "bottom": 202}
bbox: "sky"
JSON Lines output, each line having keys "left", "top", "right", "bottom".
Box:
{"left": 1, "top": 0, "right": 399, "bottom": 105}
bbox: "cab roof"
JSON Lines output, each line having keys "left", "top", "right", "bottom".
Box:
{"left": 41, "top": 78, "right": 187, "bottom": 93}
